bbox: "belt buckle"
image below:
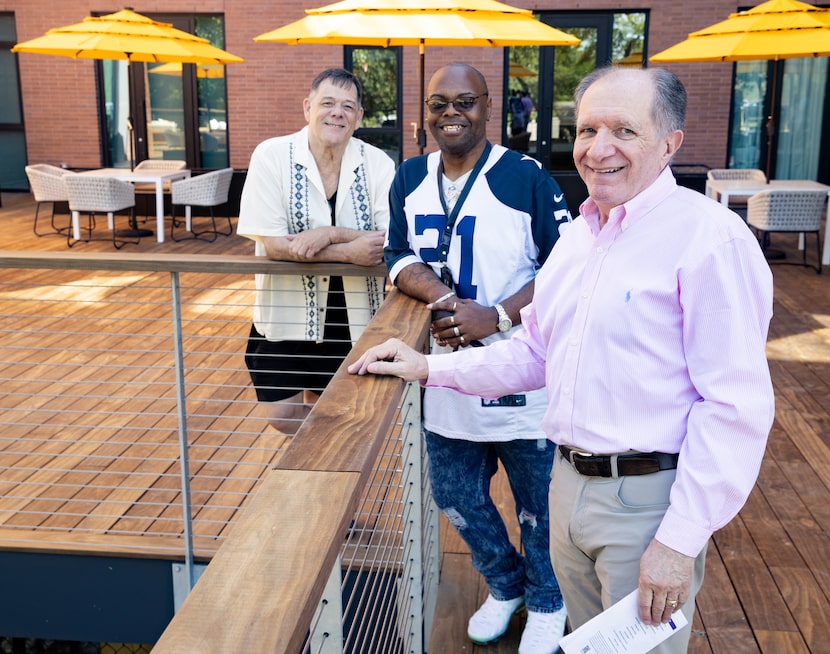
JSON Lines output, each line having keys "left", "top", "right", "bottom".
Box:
{"left": 568, "top": 448, "right": 594, "bottom": 467}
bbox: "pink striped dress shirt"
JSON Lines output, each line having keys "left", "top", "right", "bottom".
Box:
{"left": 425, "top": 167, "right": 775, "bottom": 557}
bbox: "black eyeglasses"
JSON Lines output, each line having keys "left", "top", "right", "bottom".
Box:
{"left": 425, "top": 93, "right": 488, "bottom": 114}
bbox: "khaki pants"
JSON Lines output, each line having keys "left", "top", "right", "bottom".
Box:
{"left": 549, "top": 450, "right": 707, "bottom": 653}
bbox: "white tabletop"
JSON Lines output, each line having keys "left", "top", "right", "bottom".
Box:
{"left": 79, "top": 167, "right": 191, "bottom": 242}
{"left": 705, "top": 178, "right": 830, "bottom": 265}
{"left": 705, "top": 178, "right": 830, "bottom": 202}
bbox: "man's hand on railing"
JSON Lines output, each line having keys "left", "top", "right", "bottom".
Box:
{"left": 348, "top": 337, "right": 429, "bottom": 381}
{"left": 343, "top": 230, "right": 386, "bottom": 266}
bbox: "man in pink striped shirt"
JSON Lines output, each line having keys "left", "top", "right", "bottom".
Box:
{"left": 350, "top": 66, "right": 774, "bottom": 653}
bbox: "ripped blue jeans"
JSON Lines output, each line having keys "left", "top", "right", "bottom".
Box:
{"left": 424, "top": 430, "right": 563, "bottom": 613}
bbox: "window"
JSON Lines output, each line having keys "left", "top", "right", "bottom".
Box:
{"left": 346, "top": 46, "right": 403, "bottom": 165}
{"left": 509, "top": 11, "right": 647, "bottom": 171}
{"left": 729, "top": 58, "right": 828, "bottom": 180}
{"left": 1, "top": 13, "right": 27, "bottom": 191}
{"left": 100, "top": 14, "right": 230, "bottom": 169}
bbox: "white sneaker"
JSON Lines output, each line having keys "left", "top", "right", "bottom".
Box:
{"left": 467, "top": 593, "right": 525, "bottom": 645}
{"left": 518, "top": 605, "right": 568, "bottom": 654}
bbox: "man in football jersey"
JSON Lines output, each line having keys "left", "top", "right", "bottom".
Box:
{"left": 384, "top": 63, "right": 572, "bottom": 654}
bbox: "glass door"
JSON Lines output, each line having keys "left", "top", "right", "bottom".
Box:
{"left": 729, "top": 58, "right": 828, "bottom": 181}
{"left": 525, "top": 11, "right": 645, "bottom": 172}
{"left": 99, "top": 14, "right": 229, "bottom": 169}
{"left": 775, "top": 57, "right": 827, "bottom": 180}
{"left": 145, "top": 62, "right": 187, "bottom": 163}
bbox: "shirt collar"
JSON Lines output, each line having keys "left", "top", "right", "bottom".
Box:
{"left": 578, "top": 166, "right": 678, "bottom": 235}
{"left": 296, "top": 125, "right": 363, "bottom": 193}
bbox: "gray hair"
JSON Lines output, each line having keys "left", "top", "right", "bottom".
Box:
{"left": 574, "top": 66, "right": 686, "bottom": 136}
{"left": 310, "top": 68, "right": 363, "bottom": 107}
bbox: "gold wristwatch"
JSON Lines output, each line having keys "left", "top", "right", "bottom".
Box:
{"left": 494, "top": 303, "right": 512, "bottom": 333}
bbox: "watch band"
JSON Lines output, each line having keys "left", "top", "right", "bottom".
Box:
{"left": 495, "top": 303, "right": 512, "bottom": 332}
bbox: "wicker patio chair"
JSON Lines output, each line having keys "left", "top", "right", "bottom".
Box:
{"left": 706, "top": 168, "right": 767, "bottom": 183}
{"left": 63, "top": 175, "right": 140, "bottom": 249}
{"left": 707, "top": 168, "right": 767, "bottom": 218}
{"left": 170, "top": 168, "right": 234, "bottom": 242}
{"left": 25, "top": 163, "right": 75, "bottom": 236}
{"left": 746, "top": 189, "right": 827, "bottom": 273}
{"left": 133, "top": 159, "right": 188, "bottom": 218}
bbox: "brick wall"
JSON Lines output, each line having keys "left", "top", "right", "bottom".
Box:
{"left": 3, "top": 0, "right": 748, "bottom": 172}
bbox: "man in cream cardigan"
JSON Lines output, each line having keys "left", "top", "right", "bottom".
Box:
{"left": 238, "top": 68, "right": 395, "bottom": 434}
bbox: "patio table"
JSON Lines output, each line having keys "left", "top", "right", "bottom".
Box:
{"left": 77, "top": 167, "right": 191, "bottom": 243}
{"left": 705, "top": 178, "right": 830, "bottom": 264}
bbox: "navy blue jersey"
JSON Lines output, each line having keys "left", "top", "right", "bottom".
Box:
{"left": 384, "top": 143, "right": 572, "bottom": 440}
{"left": 386, "top": 144, "right": 571, "bottom": 307}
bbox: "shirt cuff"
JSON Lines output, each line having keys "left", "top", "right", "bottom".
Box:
{"left": 424, "top": 352, "right": 455, "bottom": 386}
{"left": 655, "top": 509, "right": 712, "bottom": 558}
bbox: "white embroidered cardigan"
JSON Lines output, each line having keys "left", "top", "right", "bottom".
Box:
{"left": 238, "top": 127, "right": 395, "bottom": 342}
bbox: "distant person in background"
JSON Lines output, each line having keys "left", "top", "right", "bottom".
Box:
{"left": 237, "top": 68, "right": 395, "bottom": 434}
{"left": 509, "top": 89, "right": 527, "bottom": 135}
{"left": 520, "top": 90, "right": 534, "bottom": 125}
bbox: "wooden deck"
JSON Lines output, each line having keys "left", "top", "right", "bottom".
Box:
{"left": 1, "top": 191, "right": 829, "bottom": 652}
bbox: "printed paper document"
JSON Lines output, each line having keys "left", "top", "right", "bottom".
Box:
{"left": 559, "top": 589, "right": 687, "bottom": 654}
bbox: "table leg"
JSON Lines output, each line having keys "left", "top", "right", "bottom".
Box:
{"left": 155, "top": 181, "right": 165, "bottom": 243}
{"left": 823, "top": 202, "right": 830, "bottom": 266}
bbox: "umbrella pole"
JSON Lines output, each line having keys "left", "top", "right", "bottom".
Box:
{"left": 764, "top": 59, "right": 779, "bottom": 180}
{"left": 118, "top": 59, "right": 155, "bottom": 239}
{"left": 127, "top": 116, "right": 135, "bottom": 172}
{"left": 417, "top": 40, "right": 426, "bottom": 154}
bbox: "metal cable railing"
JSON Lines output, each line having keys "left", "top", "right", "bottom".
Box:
{"left": 0, "top": 267, "right": 282, "bottom": 558}
{"left": 0, "top": 251, "right": 437, "bottom": 653}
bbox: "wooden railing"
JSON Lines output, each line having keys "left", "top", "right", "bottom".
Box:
{"left": 0, "top": 251, "right": 434, "bottom": 652}
{"left": 153, "top": 287, "right": 431, "bottom": 653}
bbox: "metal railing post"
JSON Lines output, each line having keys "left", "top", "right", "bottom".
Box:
{"left": 307, "top": 556, "right": 345, "bottom": 653}
{"left": 169, "top": 270, "right": 196, "bottom": 589}
{"left": 399, "top": 381, "right": 430, "bottom": 654}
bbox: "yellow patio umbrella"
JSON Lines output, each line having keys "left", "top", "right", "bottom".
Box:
{"left": 650, "top": 0, "right": 830, "bottom": 175}
{"left": 651, "top": 0, "right": 830, "bottom": 62}
{"left": 12, "top": 8, "right": 243, "bottom": 173}
{"left": 12, "top": 9, "right": 245, "bottom": 63}
{"left": 509, "top": 61, "right": 536, "bottom": 77}
{"left": 254, "top": 0, "right": 579, "bottom": 151}
{"left": 150, "top": 62, "right": 226, "bottom": 78}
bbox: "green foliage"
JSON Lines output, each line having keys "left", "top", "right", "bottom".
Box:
{"left": 195, "top": 15, "right": 225, "bottom": 49}
{"left": 351, "top": 48, "right": 398, "bottom": 128}
{"left": 611, "top": 13, "right": 645, "bottom": 62}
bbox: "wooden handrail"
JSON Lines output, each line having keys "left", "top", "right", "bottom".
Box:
{"left": 151, "top": 288, "right": 431, "bottom": 653}
{"left": 0, "top": 249, "right": 386, "bottom": 277}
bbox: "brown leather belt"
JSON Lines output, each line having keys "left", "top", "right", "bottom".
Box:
{"left": 559, "top": 445, "right": 679, "bottom": 478}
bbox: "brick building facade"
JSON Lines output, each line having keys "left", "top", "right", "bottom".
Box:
{"left": 0, "top": 0, "right": 815, "bottom": 180}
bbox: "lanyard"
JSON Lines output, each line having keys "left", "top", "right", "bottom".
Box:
{"left": 435, "top": 141, "right": 492, "bottom": 266}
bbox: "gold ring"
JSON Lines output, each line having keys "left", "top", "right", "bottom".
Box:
{"left": 452, "top": 302, "right": 457, "bottom": 311}
{"left": 450, "top": 315, "right": 455, "bottom": 325}
{"left": 453, "top": 326, "right": 460, "bottom": 337}
{"left": 667, "top": 599, "right": 678, "bottom": 608}
{"left": 460, "top": 336, "right": 465, "bottom": 344}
